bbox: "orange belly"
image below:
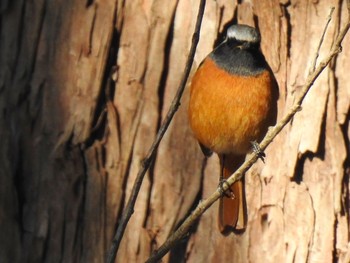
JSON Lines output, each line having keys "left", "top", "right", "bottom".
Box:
{"left": 188, "top": 58, "right": 274, "bottom": 155}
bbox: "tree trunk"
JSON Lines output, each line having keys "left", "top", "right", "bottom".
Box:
{"left": 0, "top": 0, "right": 349, "bottom": 263}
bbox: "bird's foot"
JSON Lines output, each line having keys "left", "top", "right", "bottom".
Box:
{"left": 218, "top": 179, "right": 235, "bottom": 199}
{"left": 250, "top": 141, "right": 266, "bottom": 163}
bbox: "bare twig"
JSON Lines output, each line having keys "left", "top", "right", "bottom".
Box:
{"left": 105, "top": 1, "right": 207, "bottom": 262}
{"left": 310, "top": 7, "right": 335, "bottom": 72}
{"left": 145, "top": 5, "right": 350, "bottom": 263}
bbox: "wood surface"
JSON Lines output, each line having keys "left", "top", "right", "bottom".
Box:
{"left": 0, "top": 0, "right": 349, "bottom": 262}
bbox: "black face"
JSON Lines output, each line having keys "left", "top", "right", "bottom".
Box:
{"left": 226, "top": 37, "right": 260, "bottom": 51}
{"left": 209, "top": 24, "right": 267, "bottom": 76}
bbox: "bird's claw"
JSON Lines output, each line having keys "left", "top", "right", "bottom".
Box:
{"left": 218, "top": 179, "right": 235, "bottom": 199}
{"left": 251, "top": 141, "right": 266, "bottom": 163}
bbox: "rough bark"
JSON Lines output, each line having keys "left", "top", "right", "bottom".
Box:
{"left": 0, "top": 0, "right": 349, "bottom": 263}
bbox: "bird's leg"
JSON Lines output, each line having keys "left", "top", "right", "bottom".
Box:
{"left": 250, "top": 141, "right": 266, "bottom": 163}
{"left": 218, "top": 155, "right": 235, "bottom": 199}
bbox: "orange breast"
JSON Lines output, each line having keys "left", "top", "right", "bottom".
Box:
{"left": 188, "top": 58, "right": 275, "bottom": 155}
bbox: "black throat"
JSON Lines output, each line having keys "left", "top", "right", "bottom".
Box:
{"left": 209, "top": 40, "right": 268, "bottom": 76}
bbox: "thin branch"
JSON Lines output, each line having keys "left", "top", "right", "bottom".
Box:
{"left": 310, "top": 7, "right": 334, "bottom": 72}
{"left": 145, "top": 6, "right": 350, "bottom": 263}
{"left": 105, "top": 1, "right": 207, "bottom": 262}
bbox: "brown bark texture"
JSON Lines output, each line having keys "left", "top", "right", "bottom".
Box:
{"left": 0, "top": 0, "right": 349, "bottom": 262}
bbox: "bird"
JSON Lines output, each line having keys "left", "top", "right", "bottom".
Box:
{"left": 188, "top": 24, "right": 278, "bottom": 234}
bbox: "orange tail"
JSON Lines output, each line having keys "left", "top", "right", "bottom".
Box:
{"left": 218, "top": 154, "right": 247, "bottom": 234}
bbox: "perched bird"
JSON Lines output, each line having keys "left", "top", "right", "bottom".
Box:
{"left": 188, "top": 24, "right": 278, "bottom": 234}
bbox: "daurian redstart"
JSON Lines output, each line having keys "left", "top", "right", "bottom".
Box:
{"left": 188, "top": 24, "right": 278, "bottom": 234}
